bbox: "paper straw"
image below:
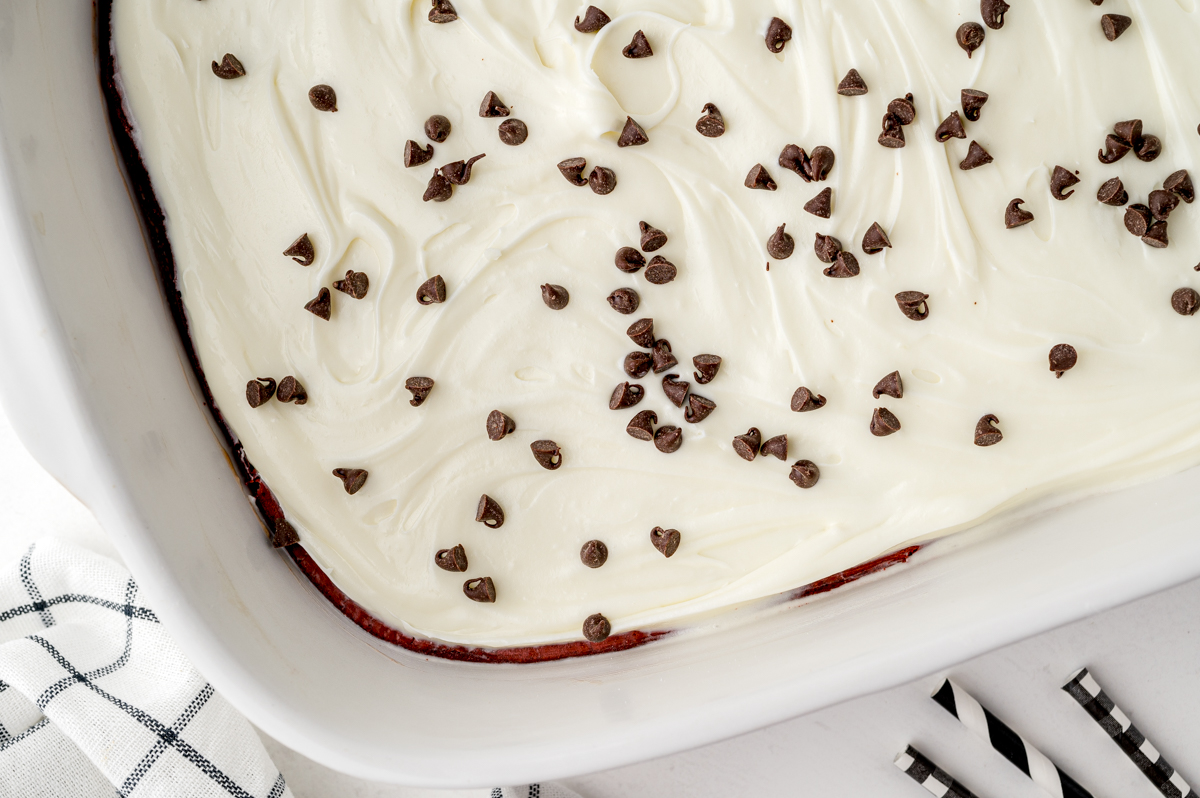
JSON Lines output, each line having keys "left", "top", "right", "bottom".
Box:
{"left": 894, "top": 745, "right": 982, "bottom": 798}
{"left": 1062, "top": 668, "right": 1197, "bottom": 798}
{"left": 932, "top": 679, "right": 1093, "bottom": 798}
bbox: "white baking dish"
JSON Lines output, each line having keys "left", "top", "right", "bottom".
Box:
{"left": 3, "top": 0, "right": 1200, "bottom": 787}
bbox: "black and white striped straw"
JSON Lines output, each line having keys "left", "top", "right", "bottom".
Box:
{"left": 894, "top": 745, "right": 981, "bottom": 798}
{"left": 932, "top": 679, "right": 1093, "bottom": 798}
{"left": 1063, "top": 668, "right": 1196, "bottom": 798}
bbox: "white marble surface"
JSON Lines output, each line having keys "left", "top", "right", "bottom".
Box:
{"left": 1, "top": 401, "right": 1197, "bottom": 797}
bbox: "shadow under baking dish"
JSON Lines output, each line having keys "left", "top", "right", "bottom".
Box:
{"left": 96, "top": 0, "right": 921, "bottom": 663}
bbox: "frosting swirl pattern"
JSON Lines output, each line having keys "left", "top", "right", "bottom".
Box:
{"left": 112, "top": 0, "right": 1200, "bottom": 647}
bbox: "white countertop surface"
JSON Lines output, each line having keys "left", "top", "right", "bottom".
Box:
{"left": 1, "top": 401, "right": 1196, "bottom": 798}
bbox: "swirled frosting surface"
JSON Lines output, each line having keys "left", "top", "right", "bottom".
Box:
{"left": 112, "top": 0, "right": 1200, "bottom": 647}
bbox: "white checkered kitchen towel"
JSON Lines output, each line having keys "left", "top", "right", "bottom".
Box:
{"left": 0, "top": 538, "right": 291, "bottom": 798}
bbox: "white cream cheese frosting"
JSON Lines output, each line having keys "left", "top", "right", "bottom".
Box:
{"left": 111, "top": 0, "right": 1200, "bottom": 648}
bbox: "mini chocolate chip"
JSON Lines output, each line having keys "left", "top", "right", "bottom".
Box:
{"left": 308, "top": 84, "right": 337, "bottom": 112}
{"left": 608, "top": 288, "right": 640, "bottom": 315}
{"left": 1114, "top": 119, "right": 1142, "bottom": 145}
{"left": 765, "top": 17, "right": 792, "bottom": 53}
{"left": 791, "top": 387, "right": 827, "bottom": 412}
{"left": 405, "top": 377, "right": 435, "bottom": 407}
{"left": 1135, "top": 135, "right": 1162, "bottom": 163}
{"left": 272, "top": 518, "right": 300, "bottom": 548}
{"left": 873, "top": 371, "right": 903, "bottom": 400}
{"left": 1172, "top": 288, "right": 1200, "bottom": 316}
{"left": 435, "top": 545, "right": 468, "bottom": 572}
{"left": 1097, "top": 177, "right": 1129, "bottom": 206}
{"left": 615, "top": 247, "right": 647, "bottom": 273}
{"left": 814, "top": 233, "right": 842, "bottom": 263}
{"left": 623, "top": 30, "right": 653, "bottom": 58}
{"left": 654, "top": 426, "right": 683, "bottom": 453}
{"left": 745, "top": 164, "right": 778, "bottom": 191}
{"left": 463, "top": 577, "right": 496, "bottom": 603}
{"left": 404, "top": 140, "right": 434, "bottom": 167}
{"left": 760, "top": 434, "right": 788, "bottom": 461}
{"left": 1149, "top": 189, "right": 1179, "bottom": 221}
{"left": 558, "top": 157, "right": 588, "bottom": 186}
{"left": 887, "top": 97, "right": 916, "bottom": 126}
{"left": 1124, "top": 204, "right": 1152, "bottom": 236}
{"left": 733, "top": 428, "right": 762, "bottom": 461}
{"left": 789, "top": 460, "right": 820, "bottom": 489}
{"left": 581, "top": 540, "right": 609, "bottom": 569}
{"left": 981, "top": 0, "right": 1010, "bottom": 29}
{"left": 333, "top": 468, "right": 368, "bottom": 494}
{"left": 627, "top": 318, "right": 655, "bottom": 348}
{"left": 1050, "top": 166, "right": 1081, "bottom": 200}
{"left": 1005, "top": 198, "right": 1035, "bottom": 229}
{"left": 417, "top": 275, "right": 447, "bottom": 305}
{"left": 961, "top": 89, "right": 989, "bottom": 122}
{"left": 974, "top": 414, "right": 1003, "bottom": 447}
{"left": 1165, "top": 170, "right": 1195, "bottom": 203}
{"left": 582, "top": 613, "right": 611, "bottom": 642}
{"left": 935, "top": 111, "right": 967, "bottom": 143}
{"left": 696, "top": 103, "right": 726, "bottom": 137}
{"left": 541, "top": 283, "right": 570, "bottom": 309}
{"left": 212, "top": 54, "right": 246, "bottom": 80}
{"left": 823, "top": 251, "right": 860, "bottom": 278}
{"left": 1101, "top": 14, "right": 1132, "bottom": 41}
{"left": 476, "top": 494, "right": 505, "bottom": 527}
{"left": 498, "top": 119, "right": 529, "bottom": 146}
{"left": 684, "top": 394, "right": 716, "bottom": 423}
{"left": 277, "top": 375, "right": 307, "bottom": 405}
{"left": 878, "top": 115, "right": 906, "bottom": 148}
{"left": 486, "top": 410, "right": 516, "bottom": 441}
{"left": 441, "top": 154, "right": 486, "bottom": 186}
{"left": 854, "top": 226, "right": 892, "bottom": 260}
{"left": 662, "top": 374, "right": 690, "bottom": 407}
{"left": 837, "top": 69, "right": 868, "bottom": 96}
{"left": 429, "top": 0, "right": 457, "bottom": 23}
{"left": 957, "top": 23, "right": 985, "bottom": 57}
{"left": 423, "top": 171, "right": 453, "bottom": 202}
{"left": 1049, "top": 343, "right": 1077, "bottom": 378}
{"left": 640, "top": 221, "right": 668, "bottom": 252}
{"left": 589, "top": 166, "right": 618, "bottom": 195}
{"left": 960, "top": 141, "right": 994, "bottom": 170}
{"left": 896, "top": 291, "right": 930, "bottom": 321}
{"left": 693, "top": 354, "right": 722, "bottom": 384}
{"left": 807, "top": 146, "right": 836, "bottom": 181}
{"left": 618, "top": 117, "right": 649, "bottom": 147}
{"left": 767, "top": 225, "right": 795, "bottom": 259}
{"left": 425, "top": 115, "right": 451, "bottom": 142}
{"left": 779, "top": 145, "right": 811, "bottom": 181}
{"left": 1143, "top": 221, "right": 1169, "bottom": 249}
{"left": 574, "top": 6, "right": 610, "bottom": 33}
{"left": 804, "top": 187, "right": 833, "bottom": 219}
{"left": 870, "top": 407, "right": 901, "bottom": 437}
{"left": 609, "top": 382, "right": 645, "bottom": 410}
{"left": 479, "top": 91, "right": 510, "bottom": 118}
{"left": 1098, "top": 135, "right": 1131, "bottom": 164}
{"left": 284, "top": 233, "right": 315, "bottom": 266}
{"left": 334, "top": 270, "right": 370, "bottom": 299}
{"left": 624, "top": 351, "right": 653, "bottom": 379}
{"left": 304, "top": 288, "right": 332, "bottom": 320}
{"left": 651, "top": 526, "right": 681, "bottom": 557}
{"left": 652, "top": 340, "right": 678, "bottom": 374}
{"left": 645, "top": 256, "right": 678, "bottom": 285}
{"left": 627, "top": 410, "right": 658, "bottom": 441}
{"left": 246, "top": 378, "right": 276, "bottom": 408}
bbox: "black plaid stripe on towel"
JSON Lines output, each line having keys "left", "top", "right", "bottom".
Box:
{"left": 0, "top": 538, "right": 292, "bottom": 798}
{"left": 492, "top": 786, "right": 582, "bottom": 798}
